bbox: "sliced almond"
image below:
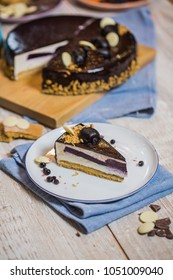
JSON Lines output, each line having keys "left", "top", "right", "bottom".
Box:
{"left": 17, "top": 118, "right": 30, "bottom": 129}
{"left": 35, "top": 156, "right": 50, "bottom": 164}
{"left": 79, "top": 40, "right": 96, "bottom": 50}
{"left": 100, "top": 17, "right": 116, "bottom": 29}
{"left": 106, "top": 32, "right": 119, "bottom": 47}
{"left": 63, "top": 125, "right": 74, "bottom": 135}
{"left": 62, "top": 52, "right": 72, "bottom": 67}
{"left": 3, "top": 116, "right": 18, "bottom": 127}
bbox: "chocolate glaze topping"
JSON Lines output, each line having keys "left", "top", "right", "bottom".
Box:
{"left": 5, "top": 16, "right": 91, "bottom": 66}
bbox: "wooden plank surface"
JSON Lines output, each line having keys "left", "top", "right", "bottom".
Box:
{"left": 0, "top": 0, "right": 173, "bottom": 260}
{"left": 0, "top": 45, "right": 155, "bottom": 128}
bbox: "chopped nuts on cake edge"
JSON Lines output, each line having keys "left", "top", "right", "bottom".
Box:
{"left": 42, "top": 60, "right": 138, "bottom": 96}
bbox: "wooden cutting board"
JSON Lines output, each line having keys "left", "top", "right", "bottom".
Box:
{"left": 0, "top": 44, "right": 156, "bottom": 128}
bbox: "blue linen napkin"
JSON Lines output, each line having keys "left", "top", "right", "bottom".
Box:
{"left": 70, "top": 6, "right": 156, "bottom": 124}
{"left": 0, "top": 143, "right": 173, "bottom": 234}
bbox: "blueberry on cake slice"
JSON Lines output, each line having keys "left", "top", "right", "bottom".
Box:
{"left": 55, "top": 124, "right": 127, "bottom": 182}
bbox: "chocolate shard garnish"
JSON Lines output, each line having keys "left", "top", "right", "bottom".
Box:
{"left": 165, "top": 228, "right": 173, "bottom": 240}
{"left": 155, "top": 218, "right": 171, "bottom": 229}
{"left": 149, "top": 204, "right": 161, "bottom": 212}
{"left": 147, "top": 230, "right": 156, "bottom": 237}
{"left": 155, "top": 229, "right": 166, "bottom": 237}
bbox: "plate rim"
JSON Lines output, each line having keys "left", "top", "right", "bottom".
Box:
{"left": 25, "top": 123, "right": 159, "bottom": 204}
{"left": 77, "top": 0, "right": 150, "bottom": 11}
{"left": 0, "top": 0, "right": 61, "bottom": 23}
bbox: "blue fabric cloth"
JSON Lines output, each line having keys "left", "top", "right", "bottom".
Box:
{"left": 70, "top": 7, "right": 156, "bottom": 124}
{"left": 0, "top": 143, "right": 173, "bottom": 234}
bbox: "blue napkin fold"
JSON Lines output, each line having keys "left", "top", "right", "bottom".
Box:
{"left": 70, "top": 7, "right": 156, "bottom": 124}
{"left": 0, "top": 143, "right": 173, "bottom": 234}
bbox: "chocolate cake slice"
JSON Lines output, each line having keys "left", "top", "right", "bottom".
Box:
{"left": 55, "top": 124, "right": 127, "bottom": 182}
{"left": 42, "top": 16, "right": 137, "bottom": 95}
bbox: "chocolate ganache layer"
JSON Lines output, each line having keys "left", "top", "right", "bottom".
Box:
{"left": 42, "top": 16, "right": 137, "bottom": 95}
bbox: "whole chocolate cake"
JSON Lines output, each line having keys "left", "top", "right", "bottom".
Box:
{"left": 4, "top": 15, "right": 137, "bottom": 95}
{"left": 4, "top": 15, "right": 91, "bottom": 79}
{"left": 42, "top": 17, "right": 137, "bottom": 95}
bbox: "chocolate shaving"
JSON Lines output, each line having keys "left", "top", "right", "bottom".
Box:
{"left": 155, "top": 229, "right": 166, "bottom": 237}
{"left": 147, "top": 230, "right": 156, "bottom": 237}
{"left": 155, "top": 218, "right": 171, "bottom": 229}
{"left": 149, "top": 204, "right": 161, "bottom": 212}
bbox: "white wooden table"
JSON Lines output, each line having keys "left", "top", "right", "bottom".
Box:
{"left": 0, "top": 0, "right": 173, "bottom": 259}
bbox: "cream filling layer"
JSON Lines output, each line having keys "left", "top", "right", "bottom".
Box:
{"left": 14, "top": 40, "right": 68, "bottom": 79}
{"left": 55, "top": 142, "right": 127, "bottom": 178}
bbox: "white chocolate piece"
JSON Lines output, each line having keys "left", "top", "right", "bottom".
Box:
{"left": 17, "top": 118, "right": 30, "bottom": 129}
{"left": 138, "top": 222, "right": 155, "bottom": 234}
{"left": 106, "top": 32, "right": 119, "bottom": 47}
{"left": 139, "top": 211, "right": 158, "bottom": 223}
{"left": 45, "top": 148, "right": 55, "bottom": 162}
{"left": 35, "top": 156, "right": 50, "bottom": 164}
{"left": 79, "top": 40, "right": 96, "bottom": 50}
{"left": 62, "top": 52, "right": 72, "bottom": 67}
{"left": 63, "top": 125, "right": 74, "bottom": 135}
{"left": 100, "top": 17, "right": 116, "bottom": 29}
{"left": 3, "top": 116, "right": 18, "bottom": 127}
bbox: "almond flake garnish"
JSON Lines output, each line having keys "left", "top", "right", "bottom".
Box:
{"left": 100, "top": 17, "right": 116, "bottom": 29}
{"left": 62, "top": 52, "right": 72, "bottom": 67}
{"left": 63, "top": 125, "right": 74, "bottom": 135}
{"left": 106, "top": 32, "right": 119, "bottom": 47}
{"left": 79, "top": 41, "right": 96, "bottom": 50}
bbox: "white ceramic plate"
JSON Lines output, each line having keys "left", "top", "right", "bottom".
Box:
{"left": 25, "top": 123, "right": 158, "bottom": 203}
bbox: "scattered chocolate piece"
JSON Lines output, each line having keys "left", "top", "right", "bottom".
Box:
{"left": 155, "top": 218, "right": 171, "bottom": 229}
{"left": 150, "top": 204, "right": 161, "bottom": 212}
{"left": 155, "top": 229, "right": 166, "bottom": 237}
{"left": 147, "top": 229, "right": 156, "bottom": 237}
{"left": 165, "top": 228, "right": 173, "bottom": 240}
{"left": 137, "top": 204, "right": 173, "bottom": 240}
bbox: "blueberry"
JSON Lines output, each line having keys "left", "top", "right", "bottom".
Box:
{"left": 79, "top": 127, "right": 100, "bottom": 145}
{"left": 54, "top": 179, "right": 60, "bottom": 185}
{"left": 110, "top": 139, "right": 115, "bottom": 144}
{"left": 47, "top": 176, "right": 54, "bottom": 182}
{"left": 91, "top": 36, "right": 109, "bottom": 49}
{"left": 39, "top": 162, "right": 46, "bottom": 168}
{"left": 97, "top": 48, "right": 111, "bottom": 59}
{"left": 43, "top": 168, "right": 51, "bottom": 175}
{"left": 138, "top": 161, "right": 144, "bottom": 167}
{"left": 72, "top": 48, "right": 86, "bottom": 66}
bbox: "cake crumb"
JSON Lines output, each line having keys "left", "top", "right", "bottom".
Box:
{"left": 72, "top": 171, "right": 79, "bottom": 176}
{"left": 76, "top": 232, "right": 81, "bottom": 237}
